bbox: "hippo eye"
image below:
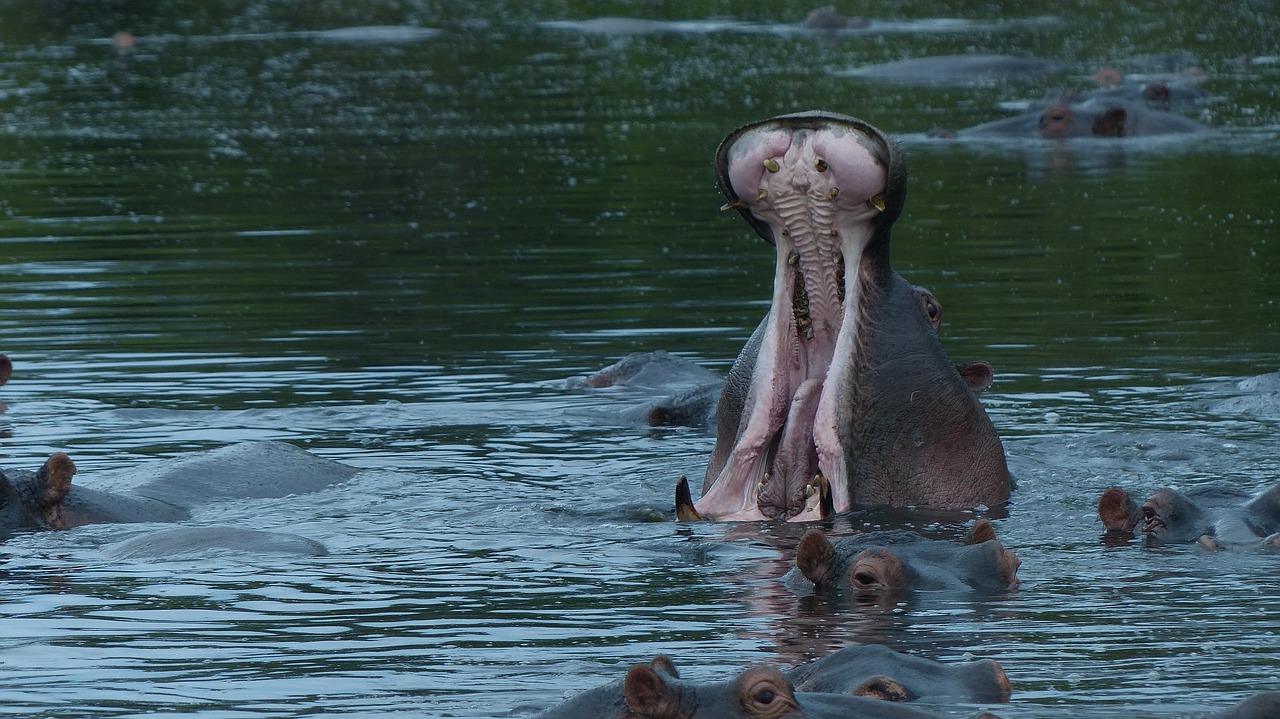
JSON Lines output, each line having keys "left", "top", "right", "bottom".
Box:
{"left": 755, "top": 689, "right": 775, "bottom": 705}
{"left": 925, "top": 299, "right": 940, "bottom": 321}
{"left": 853, "top": 570, "right": 880, "bottom": 588}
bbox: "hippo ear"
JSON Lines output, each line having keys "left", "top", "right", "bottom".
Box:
{"left": 0, "top": 354, "right": 11, "bottom": 386}
{"left": 853, "top": 675, "right": 912, "bottom": 702}
{"left": 956, "top": 361, "right": 994, "bottom": 393}
{"left": 35, "top": 452, "right": 76, "bottom": 511}
{"left": 649, "top": 654, "right": 679, "bottom": 679}
{"left": 1092, "top": 107, "right": 1127, "bottom": 137}
{"left": 624, "top": 664, "right": 678, "bottom": 717}
{"left": 966, "top": 518, "right": 997, "bottom": 545}
{"left": 1098, "top": 487, "right": 1140, "bottom": 532}
{"left": 796, "top": 529, "right": 839, "bottom": 585}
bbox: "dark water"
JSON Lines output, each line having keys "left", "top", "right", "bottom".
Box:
{"left": 1, "top": 1, "right": 1279, "bottom": 716}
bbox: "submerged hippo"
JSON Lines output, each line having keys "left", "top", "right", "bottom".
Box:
{"left": 680, "top": 111, "right": 1011, "bottom": 521}
{"left": 1098, "top": 483, "right": 1280, "bottom": 549}
{"left": 1209, "top": 692, "right": 1280, "bottom": 719}
{"left": 835, "top": 54, "right": 1065, "bottom": 85}
{"left": 0, "top": 353, "right": 11, "bottom": 412}
{"left": 0, "top": 441, "right": 359, "bottom": 537}
{"left": 786, "top": 519, "right": 1020, "bottom": 594}
{"left": 535, "top": 645, "right": 1007, "bottom": 718}
{"left": 936, "top": 97, "right": 1210, "bottom": 139}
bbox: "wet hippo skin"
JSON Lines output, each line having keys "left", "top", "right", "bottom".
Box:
{"left": 938, "top": 97, "right": 1210, "bottom": 139}
{"left": 682, "top": 111, "right": 1010, "bottom": 521}
{"left": 1099, "top": 483, "right": 1280, "bottom": 549}
{"left": 786, "top": 519, "right": 1020, "bottom": 595}
{"left": 0, "top": 441, "right": 360, "bottom": 538}
{"left": 533, "top": 645, "right": 1009, "bottom": 718}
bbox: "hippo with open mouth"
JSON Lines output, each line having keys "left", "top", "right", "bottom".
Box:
{"left": 678, "top": 111, "right": 1011, "bottom": 522}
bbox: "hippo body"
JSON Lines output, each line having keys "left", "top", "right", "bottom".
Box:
{"left": 950, "top": 98, "right": 1209, "bottom": 139}
{"left": 1, "top": 441, "right": 359, "bottom": 537}
{"left": 535, "top": 647, "right": 1006, "bottom": 719}
{"left": 104, "top": 526, "right": 329, "bottom": 559}
{"left": 786, "top": 520, "right": 1020, "bottom": 594}
{"left": 686, "top": 112, "right": 1010, "bottom": 521}
{"left": 835, "top": 54, "right": 1064, "bottom": 85}
{"left": 1098, "top": 483, "right": 1280, "bottom": 549}
{"left": 1208, "top": 692, "right": 1280, "bottom": 719}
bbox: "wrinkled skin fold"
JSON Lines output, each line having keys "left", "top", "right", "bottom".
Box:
{"left": 689, "top": 111, "right": 1011, "bottom": 521}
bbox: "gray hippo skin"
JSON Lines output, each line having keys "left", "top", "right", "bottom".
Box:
{"left": 943, "top": 97, "right": 1209, "bottom": 139}
{"left": 684, "top": 111, "right": 1011, "bottom": 521}
{"left": 784, "top": 644, "right": 1011, "bottom": 703}
{"left": 836, "top": 54, "right": 1064, "bottom": 85}
{"left": 535, "top": 650, "right": 1005, "bottom": 719}
{"left": 0, "top": 441, "right": 359, "bottom": 537}
{"left": 0, "top": 353, "right": 11, "bottom": 412}
{"left": 787, "top": 519, "right": 1020, "bottom": 594}
{"left": 1207, "top": 692, "right": 1280, "bottom": 719}
{"left": 1098, "top": 483, "right": 1280, "bottom": 549}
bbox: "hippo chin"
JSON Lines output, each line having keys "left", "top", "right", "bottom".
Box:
{"left": 681, "top": 111, "right": 1011, "bottom": 522}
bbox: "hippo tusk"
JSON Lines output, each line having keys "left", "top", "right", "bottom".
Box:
{"left": 675, "top": 476, "right": 704, "bottom": 521}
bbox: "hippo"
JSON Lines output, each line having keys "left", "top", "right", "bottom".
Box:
{"left": 1098, "top": 483, "right": 1280, "bottom": 549}
{"left": 934, "top": 97, "right": 1210, "bottom": 139}
{"left": 0, "top": 441, "right": 359, "bottom": 538}
{"left": 535, "top": 646, "right": 1007, "bottom": 719}
{"left": 834, "top": 54, "right": 1065, "bottom": 86}
{"left": 786, "top": 519, "right": 1020, "bottom": 594}
{"left": 0, "top": 353, "right": 10, "bottom": 414}
{"left": 104, "top": 526, "right": 329, "bottom": 559}
{"left": 1208, "top": 692, "right": 1280, "bottom": 719}
{"left": 680, "top": 111, "right": 1011, "bottom": 521}
{"left": 1051, "top": 79, "right": 1214, "bottom": 112}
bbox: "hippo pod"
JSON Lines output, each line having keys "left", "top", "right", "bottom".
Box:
{"left": 788, "top": 519, "right": 1021, "bottom": 594}
{"left": 534, "top": 643, "right": 1010, "bottom": 719}
{"left": 1098, "top": 483, "right": 1280, "bottom": 549}
{"left": 0, "top": 441, "right": 360, "bottom": 539}
{"left": 680, "top": 111, "right": 1010, "bottom": 522}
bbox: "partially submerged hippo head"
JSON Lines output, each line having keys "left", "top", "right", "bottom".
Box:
{"left": 683, "top": 111, "right": 1011, "bottom": 521}
{"left": 794, "top": 519, "right": 1020, "bottom": 594}
{"left": 0, "top": 453, "right": 77, "bottom": 534}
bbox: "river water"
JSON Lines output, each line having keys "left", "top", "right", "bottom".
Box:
{"left": 1, "top": 1, "right": 1278, "bottom": 717}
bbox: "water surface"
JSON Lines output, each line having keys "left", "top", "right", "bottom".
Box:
{"left": 2, "top": 1, "right": 1279, "bottom": 717}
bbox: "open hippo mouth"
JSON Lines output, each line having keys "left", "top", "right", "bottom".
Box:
{"left": 677, "top": 111, "right": 1010, "bottom": 522}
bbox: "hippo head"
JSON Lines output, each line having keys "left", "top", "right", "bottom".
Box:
{"left": 685, "top": 111, "right": 1010, "bottom": 521}
{"left": 1138, "top": 488, "right": 1212, "bottom": 544}
{"left": 0, "top": 452, "right": 77, "bottom": 534}
{"left": 625, "top": 663, "right": 800, "bottom": 719}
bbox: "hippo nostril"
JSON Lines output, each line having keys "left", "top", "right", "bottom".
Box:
{"left": 852, "top": 571, "right": 880, "bottom": 588}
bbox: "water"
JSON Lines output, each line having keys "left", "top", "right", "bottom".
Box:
{"left": 1, "top": 1, "right": 1279, "bottom": 716}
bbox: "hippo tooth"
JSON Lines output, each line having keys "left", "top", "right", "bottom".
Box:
{"left": 867, "top": 194, "right": 886, "bottom": 211}
{"left": 814, "top": 157, "right": 828, "bottom": 172}
{"left": 757, "top": 189, "right": 768, "bottom": 201}
{"left": 828, "top": 187, "right": 840, "bottom": 200}
{"left": 720, "top": 198, "right": 749, "bottom": 211}
{"left": 763, "top": 158, "right": 780, "bottom": 172}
